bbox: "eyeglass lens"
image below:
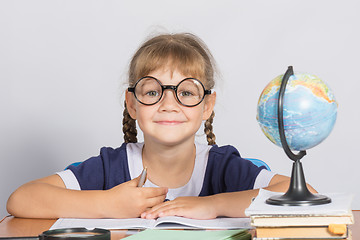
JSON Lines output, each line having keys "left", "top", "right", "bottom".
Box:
{"left": 134, "top": 77, "right": 205, "bottom": 106}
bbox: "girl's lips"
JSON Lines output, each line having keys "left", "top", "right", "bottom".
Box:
{"left": 155, "top": 121, "right": 184, "bottom": 125}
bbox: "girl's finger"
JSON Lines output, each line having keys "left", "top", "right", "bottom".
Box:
{"left": 141, "top": 187, "right": 168, "bottom": 197}
{"left": 143, "top": 202, "right": 181, "bottom": 219}
{"left": 145, "top": 194, "right": 167, "bottom": 208}
{"left": 157, "top": 207, "right": 185, "bottom": 218}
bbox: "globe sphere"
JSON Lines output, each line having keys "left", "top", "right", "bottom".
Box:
{"left": 256, "top": 72, "right": 338, "bottom": 151}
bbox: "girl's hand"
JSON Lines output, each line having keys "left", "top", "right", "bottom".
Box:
{"left": 140, "top": 196, "right": 218, "bottom": 220}
{"left": 104, "top": 176, "right": 168, "bottom": 218}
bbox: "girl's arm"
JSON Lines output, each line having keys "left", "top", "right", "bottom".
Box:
{"left": 141, "top": 174, "right": 316, "bottom": 219}
{"left": 7, "top": 174, "right": 167, "bottom": 219}
{"left": 211, "top": 174, "right": 301, "bottom": 218}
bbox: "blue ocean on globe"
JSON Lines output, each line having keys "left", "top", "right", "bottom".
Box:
{"left": 256, "top": 73, "right": 338, "bottom": 151}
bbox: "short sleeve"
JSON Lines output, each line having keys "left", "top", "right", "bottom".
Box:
{"left": 67, "top": 154, "right": 106, "bottom": 190}
{"left": 199, "top": 145, "right": 267, "bottom": 196}
{"left": 223, "top": 148, "right": 266, "bottom": 192}
{"left": 253, "top": 169, "right": 276, "bottom": 189}
{"left": 56, "top": 169, "right": 81, "bottom": 190}
{"left": 67, "top": 143, "right": 131, "bottom": 190}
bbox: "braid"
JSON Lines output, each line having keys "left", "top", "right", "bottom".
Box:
{"left": 204, "top": 111, "right": 216, "bottom": 145}
{"left": 122, "top": 101, "right": 138, "bottom": 143}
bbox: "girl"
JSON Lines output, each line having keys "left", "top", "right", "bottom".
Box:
{"left": 7, "top": 33, "right": 294, "bottom": 220}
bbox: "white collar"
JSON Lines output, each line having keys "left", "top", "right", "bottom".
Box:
{"left": 126, "top": 142, "right": 212, "bottom": 200}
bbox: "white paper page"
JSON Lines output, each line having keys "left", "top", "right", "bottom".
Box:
{"left": 154, "top": 216, "right": 251, "bottom": 229}
{"left": 245, "top": 189, "right": 353, "bottom": 216}
{"left": 50, "top": 218, "right": 155, "bottom": 230}
{"left": 50, "top": 216, "right": 251, "bottom": 230}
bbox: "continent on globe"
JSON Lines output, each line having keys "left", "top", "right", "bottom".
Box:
{"left": 256, "top": 72, "right": 338, "bottom": 151}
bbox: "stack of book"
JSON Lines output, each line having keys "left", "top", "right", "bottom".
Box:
{"left": 246, "top": 189, "right": 354, "bottom": 240}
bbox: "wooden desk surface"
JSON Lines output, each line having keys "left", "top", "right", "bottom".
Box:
{"left": 1, "top": 211, "right": 359, "bottom": 239}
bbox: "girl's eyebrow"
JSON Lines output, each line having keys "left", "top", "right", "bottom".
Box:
{"left": 146, "top": 76, "right": 198, "bottom": 85}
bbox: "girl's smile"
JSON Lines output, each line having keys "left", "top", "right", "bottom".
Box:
{"left": 155, "top": 120, "right": 185, "bottom": 125}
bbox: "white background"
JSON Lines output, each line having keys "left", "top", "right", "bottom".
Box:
{"left": 1, "top": 0, "right": 359, "bottom": 218}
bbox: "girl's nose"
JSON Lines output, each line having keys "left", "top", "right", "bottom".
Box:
{"left": 158, "top": 90, "right": 180, "bottom": 111}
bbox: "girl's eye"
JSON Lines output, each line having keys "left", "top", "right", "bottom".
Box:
{"left": 146, "top": 91, "right": 159, "bottom": 97}
{"left": 179, "top": 91, "right": 194, "bottom": 97}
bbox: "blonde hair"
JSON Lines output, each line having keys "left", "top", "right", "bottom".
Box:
{"left": 123, "top": 33, "right": 217, "bottom": 145}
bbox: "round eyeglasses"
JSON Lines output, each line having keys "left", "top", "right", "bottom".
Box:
{"left": 128, "top": 76, "right": 212, "bottom": 107}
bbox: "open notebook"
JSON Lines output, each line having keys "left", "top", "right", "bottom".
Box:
{"left": 50, "top": 216, "right": 251, "bottom": 230}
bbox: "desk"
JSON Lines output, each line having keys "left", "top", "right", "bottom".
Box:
{"left": 1, "top": 211, "right": 359, "bottom": 239}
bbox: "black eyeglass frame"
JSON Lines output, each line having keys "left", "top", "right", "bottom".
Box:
{"left": 128, "top": 76, "right": 212, "bottom": 107}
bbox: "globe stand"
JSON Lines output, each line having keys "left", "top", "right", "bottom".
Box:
{"left": 266, "top": 66, "right": 331, "bottom": 206}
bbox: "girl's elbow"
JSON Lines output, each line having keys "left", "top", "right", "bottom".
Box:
{"left": 6, "top": 187, "right": 29, "bottom": 217}
{"left": 6, "top": 192, "right": 20, "bottom": 217}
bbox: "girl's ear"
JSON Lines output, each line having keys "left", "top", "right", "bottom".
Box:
{"left": 125, "top": 90, "right": 137, "bottom": 120}
{"left": 203, "top": 91, "right": 216, "bottom": 120}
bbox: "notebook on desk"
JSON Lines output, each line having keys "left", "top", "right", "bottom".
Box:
{"left": 245, "top": 189, "right": 354, "bottom": 217}
{"left": 245, "top": 189, "right": 354, "bottom": 227}
{"left": 50, "top": 216, "right": 251, "bottom": 230}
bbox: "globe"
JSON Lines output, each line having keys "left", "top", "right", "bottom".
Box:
{"left": 256, "top": 72, "right": 338, "bottom": 151}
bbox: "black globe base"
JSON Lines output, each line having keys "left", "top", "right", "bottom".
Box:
{"left": 266, "top": 193, "right": 331, "bottom": 206}
{"left": 266, "top": 159, "right": 331, "bottom": 206}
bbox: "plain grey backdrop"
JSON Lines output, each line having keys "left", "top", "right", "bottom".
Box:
{"left": 1, "top": 0, "right": 359, "bottom": 218}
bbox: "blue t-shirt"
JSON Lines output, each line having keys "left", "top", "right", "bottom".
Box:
{"left": 58, "top": 142, "right": 275, "bottom": 200}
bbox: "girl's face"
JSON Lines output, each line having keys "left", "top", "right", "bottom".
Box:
{"left": 126, "top": 67, "right": 216, "bottom": 147}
